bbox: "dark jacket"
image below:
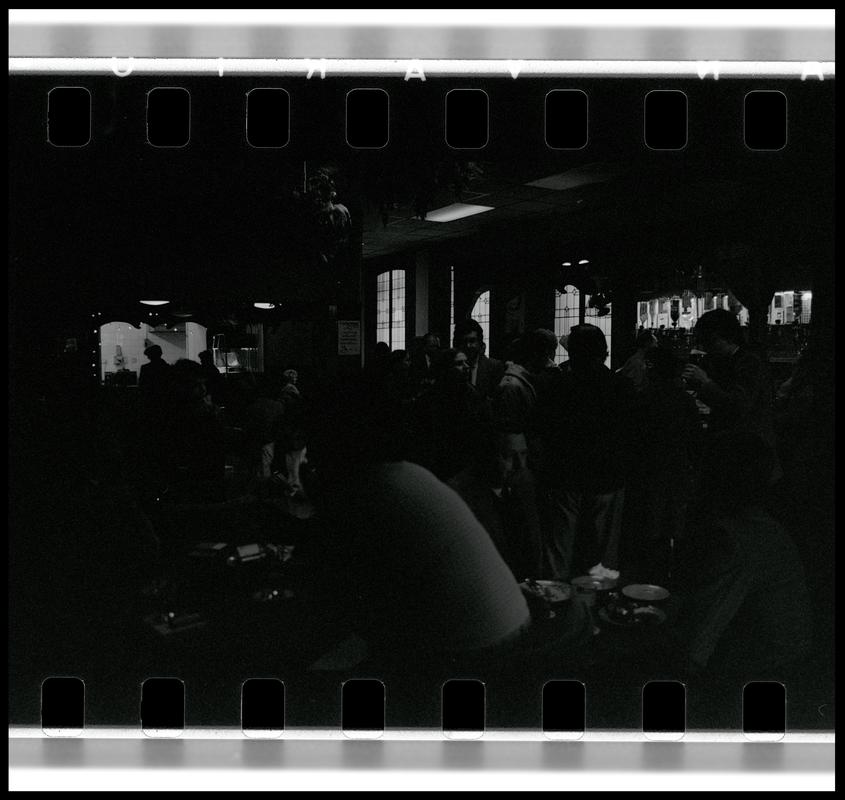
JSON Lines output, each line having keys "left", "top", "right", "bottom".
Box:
{"left": 138, "top": 359, "right": 171, "bottom": 398}
{"left": 636, "top": 381, "right": 702, "bottom": 483}
{"left": 697, "top": 347, "right": 780, "bottom": 480}
{"left": 537, "top": 364, "right": 638, "bottom": 493}
{"left": 471, "top": 355, "right": 506, "bottom": 399}
{"left": 697, "top": 347, "right": 775, "bottom": 445}
{"left": 449, "top": 467, "right": 543, "bottom": 581}
{"left": 413, "top": 381, "right": 491, "bottom": 481}
{"left": 674, "top": 509, "right": 812, "bottom": 677}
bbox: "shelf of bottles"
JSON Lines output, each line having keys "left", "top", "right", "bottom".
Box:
{"left": 635, "top": 289, "right": 812, "bottom": 363}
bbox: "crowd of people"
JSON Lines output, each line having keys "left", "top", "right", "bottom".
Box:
{"left": 300, "top": 309, "right": 814, "bottom": 681}
{"left": 11, "top": 309, "right": 820, "bottom": 688}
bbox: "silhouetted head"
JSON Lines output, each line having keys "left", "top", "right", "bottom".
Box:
{"left": 144, "top": 344, "right": 163, "bottom": 362}
{"left": 566, "top": 324, "right": 608, "bottom": 369}
{"left": 513, "top": 328, "right": 559, "bottom": 370}
{"left": 282, "top": 368, "right": 298, "bottom": 386}
{"left": 198, "top": 350, "right": 214, "bottom": 367}
{"left": 695, "top": 309, "right": 744, "bottom": 355}
{"left": 373, "top": 342, "right": 391, "bottom": 364}
{"left": 171, "top": 359, "right": 210, "bottom": 406}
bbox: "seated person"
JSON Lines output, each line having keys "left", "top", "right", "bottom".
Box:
{"left": 672, "top": 431, "right": 812, "bottom": 681}
{"left": 304, "top": 382, "right": 592, "bottom": 676}
{"left": 449, "top": 427, "right": 543, "bottom": 581}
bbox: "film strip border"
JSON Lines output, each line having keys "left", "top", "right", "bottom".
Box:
{"left": 9, "top": 57, "right": 837, "bottom": 77}
{"left": 15, "top": 69, "right": 834, "bottom": 153}
{"left": 24, "top": 677, "right": 803, "bottom": 741}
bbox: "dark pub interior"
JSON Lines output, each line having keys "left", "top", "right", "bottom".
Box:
{"left": 9, "top": 73, "right": 834, "bottom": 732}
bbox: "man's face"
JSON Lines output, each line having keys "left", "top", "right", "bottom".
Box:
{"left": 496, "top": 433, "right": 528, "bottom": 486}
{"left": 424, "top": 335, "right": 440, "bottom": 356}
{"left": 459, "top": 331, "right": 481, "bottom": 364}
{"left": 452, "top": 351, "right": 470, "bottom": 380}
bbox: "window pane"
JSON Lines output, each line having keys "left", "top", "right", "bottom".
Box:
{"left": 375, "top": 269, "right": 405, "bottom": 349}
{"left": 470, "top": 290, "right": 491, "bottom": 358}
{"left": 376, "top": 270, "right": 390, "bottom": 334}
{"left": 554, "top": 286, "right": 580, "bottom": 365}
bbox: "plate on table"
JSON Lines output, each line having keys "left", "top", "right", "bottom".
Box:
{"left": 571, "top": 575, "right": 618, "bottom": 592}
{"left": 520, "top": 580, "right": 573, "bottom": 604}
{"left": 598, "top": 605, "right": 667, "bottom": 628}
{"left": 621, "top": 584, "right": 670, "bottom": 602}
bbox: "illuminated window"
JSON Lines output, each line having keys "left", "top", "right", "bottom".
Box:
{"left": 555, "top": 285, "right": 612, "bottom": 366}
{"left": 768, "top": 289, "right": 812, "bottom": 326}
{"left": 554, "top": 285, "right": 581, "bottom": 365}
{"left": 801, "top": 292, "right": 812, "bottom": 324}
{"left": 98, "top": 320, "right": 209, "bottom": 385}
{"left": 470, "top": 290, "right": 491, "bottom": 356}
{"left": 376, "top": 269, "right": 406, "bottom": 350}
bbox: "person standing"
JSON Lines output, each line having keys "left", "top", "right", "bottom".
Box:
{"left": 197, "top": 350, "right": 223, "bottom": 406}
{"left": 616, "top": 330, "right": 658, "bottom": 392}
{"left": 138, "top": 344, "right": 171, "bottom": 399}
{"left": 625, "top": 345, "right": 702, "bottom": 582}
{"left": 453, "top": 318, "right": 505, "bottom": 398}
{"left": 536, "top": 324, "right": 638, "bottom": 581}
{"left": 681, "top": 309, "right": 780, "bottom": 480}
{"left": 410, "top": 332, "right": 442, "bottom": 396}
{"left": 412, "top": 348, "right": 491, "bottom": 481}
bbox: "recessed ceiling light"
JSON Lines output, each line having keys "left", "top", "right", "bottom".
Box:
{"left": 424, "top": 203, "right": 495, "bottom": 223}
{"left": 254, "top": 302, "right": 276, "bottom": 310}
{"left": 578, "top": 259, "right": 590, "bottom": 265}
{"left": 562, "top": 262, "right": 572, "bottom": 267}
{"left": 139, "top": 300, "right": 170, "bottom": 306}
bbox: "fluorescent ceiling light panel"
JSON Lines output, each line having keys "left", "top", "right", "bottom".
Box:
{"left": 425, "top": 203, "right": 495, "bottom": 222}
